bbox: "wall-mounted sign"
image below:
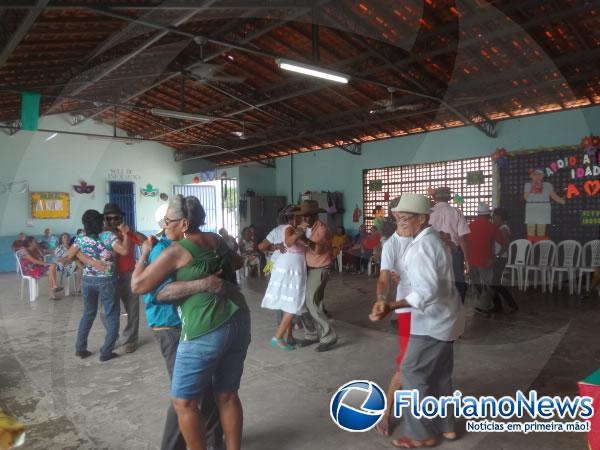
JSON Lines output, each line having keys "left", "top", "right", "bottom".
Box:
{"left": 581, "top": 210, "right": 600, "bottom": 225}
{"left": 466, "top": 170, "right": 485, "bottom": 185}
{"left": 369, "top": 180, "right": 383, "bottom": 191}
{"left": 31, "top": 192, "right": 70, "bottom": 219}
{"left": 107, "top": 168, "right": 141, "bottom": 181}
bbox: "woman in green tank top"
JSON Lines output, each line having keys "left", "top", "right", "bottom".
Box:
{"left": 131, "top": 195, "right": 250, "bottom": 450}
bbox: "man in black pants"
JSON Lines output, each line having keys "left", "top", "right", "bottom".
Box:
{"left": 491, "top": 208, "right": 518, "bottom": 313}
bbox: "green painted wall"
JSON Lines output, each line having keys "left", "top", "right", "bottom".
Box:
{"left": 275, "top": 106, "right": 600, "bottom": 230}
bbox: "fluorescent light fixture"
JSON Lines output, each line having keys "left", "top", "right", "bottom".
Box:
{"left": 45, "top": 132, "right": 58, "bottom": 141}
{"left": 151, "top": 108, "right": 214, "bottom": 122}
{"left": 87, "top": 135, "right": 138, "bottom": 145}
{"left": 276, "top": 59, "right": 349, "bottom": 84}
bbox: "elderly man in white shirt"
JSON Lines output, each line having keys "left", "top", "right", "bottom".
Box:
{"left": 370, "top": 193, "right": 465, "bottom": 448}
{"left": 429, "top": 187, "right": 470, "bottom": 303}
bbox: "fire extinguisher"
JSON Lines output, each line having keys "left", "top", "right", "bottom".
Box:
{"left": 353, "top": 205, "right": 361, "bottom": 223}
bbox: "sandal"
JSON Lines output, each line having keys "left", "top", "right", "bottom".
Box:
{"left": 391, "top": 436, "right": 436, "bottom": 449}
{"left": 271, "top": 337, "right": 295, "bottom": 351}
{"left": 374, "top": 418, "right": 390, "bottom": 436}
{"left": 442, "top": 432, "right": 457, "bottom": 440}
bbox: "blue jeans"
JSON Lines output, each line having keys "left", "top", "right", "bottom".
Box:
{"left": 76, "top": 276, "right": 120, "bottom": 357}
{"left": 171, "top": 309, "right": 251, "bottom": 400}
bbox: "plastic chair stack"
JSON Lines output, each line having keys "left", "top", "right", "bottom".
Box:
{"left": 502, "top": 239, "right": 531, "bottom": 290}
{"left": 549, "top": 240, "right": 582, "bottom": 295}
{"left": 524, "top": 240, "right": 556, "bottom": 292}
{"left": 578, "top": 240, "right": 600, "bottom": 295}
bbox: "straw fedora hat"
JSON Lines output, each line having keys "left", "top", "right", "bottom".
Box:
{"left": 292, "top": 200, "right": 326, "bottom": 216}
{"left": 390, "top": 193, "right": 431, "bottom": 215}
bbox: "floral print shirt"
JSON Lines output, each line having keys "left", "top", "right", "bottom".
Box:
{"left": 74, "top": 231, "right": 118, "bottom": 277}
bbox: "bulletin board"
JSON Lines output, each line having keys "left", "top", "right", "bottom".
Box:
{"left": 31, "top": 192, "right": 70, "bottom": 219}
{"left": 498, "top": 147, "right": 600, "bottom": 243}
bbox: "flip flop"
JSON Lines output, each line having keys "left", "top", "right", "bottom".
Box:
{"left": 391, "top": 436, "right": 437, "bottom": 449}
{"left": 375, "top": 419, "right": 390, "bottom": 436}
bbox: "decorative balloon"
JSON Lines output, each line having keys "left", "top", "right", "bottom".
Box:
{"left": 491, "top": 148, "right": 508, "bottom": 168}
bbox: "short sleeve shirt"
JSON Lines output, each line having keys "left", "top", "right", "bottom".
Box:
{"left": 380, "top": 233, "right": 413, "bottom": 313}
{"left": 430, "top": 202, "right": 470, "bottom": 245}
{"left": 74, "top": 231, "right": 117, "bottom": 277}
{"left": 265, "top": 224, "right": 287, "bottom": 263}
{"left": 116, "top": 231, "right": 143, "bottom": 273}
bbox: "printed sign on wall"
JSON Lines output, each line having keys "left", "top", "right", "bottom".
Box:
{"left": 31, "top": 192, "right": 70, "bottom": 219}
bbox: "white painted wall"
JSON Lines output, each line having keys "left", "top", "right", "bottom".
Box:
{"left": 0, "top": 115, "right": 182, "bottom": 236}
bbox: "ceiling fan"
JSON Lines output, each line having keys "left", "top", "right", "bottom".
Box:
{"left": 369, "top": 87, "right": 423, "bottom": 114}
{"left": 186, "top": 63, "right": 246, "bottom": 84}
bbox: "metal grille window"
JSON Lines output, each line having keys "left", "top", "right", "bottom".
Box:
{"left": 173, "top": 184, "right": 218, "bottom": 232}
{"left": 363, "top": 156, "right": 492, "bottom": 226}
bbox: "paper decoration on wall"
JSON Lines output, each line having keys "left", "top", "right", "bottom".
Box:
{"left": 368, "top": 179, "right": 383, "bottom": 191}
{"left": 580, "top": 135, "right": 600, "bottom": 149}
{"left": 193, "top": 169, "right": 218, "bottom": 184}
{"left": 524, "top": 168, "right": 566, "bottom": 242}
{"left": 0, "top": 180, "right": 28, "bottom": 194}
{"left": 141, "top": 184, "right": 159, "bottom": 197}
{"left": 452, "top": 194, "right": 464, "bottom": 206}
{"left": 581, "top": 210, "right": 600, "bottom": 225}
{"left": 466, "top": 171, "right": 485, "bottom": 185}
{"left": 159, "top": 192, "right": 169, "bottom": 201}
{"left": 73, "top": 180, "right": 95, "bottom": 194}
{"left": 31, "top": 192, "right": 70, "bottom": 219}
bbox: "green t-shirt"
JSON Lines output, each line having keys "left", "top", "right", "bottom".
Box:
{"left": 176, "top": 237, "right": 247, "bottom": 341}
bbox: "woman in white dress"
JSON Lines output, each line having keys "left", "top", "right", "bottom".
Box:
{"left": 261, "top": 213, "right": 310, "bottom": 351}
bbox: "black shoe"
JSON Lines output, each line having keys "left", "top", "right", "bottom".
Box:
{"left": 297, "top": 338, "right": 318, "bottom": 347}
{"left": 315, "top": 340, "right": 337, "bottom": 352}
{"left": 76, "top": 350, "right": 92, "bottom": 359}
{"left": 474, "top": 308, "right": 491, "bottom": 318}
{"left": 99, "top": 352, "right": 119, "bottom": 362}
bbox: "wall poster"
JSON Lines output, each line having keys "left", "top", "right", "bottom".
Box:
{"left": 31, "top": 192, "right": 70, "bottom": 219}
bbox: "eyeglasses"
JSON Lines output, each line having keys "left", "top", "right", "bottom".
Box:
{"left": 163, "top": 217, "right": 183, "bottom": 226}
{"left": 105, "top": 215, "right": 122, "bottom": 222}
{"left": 395, "top": 214, "right": 417, "bottom": 224}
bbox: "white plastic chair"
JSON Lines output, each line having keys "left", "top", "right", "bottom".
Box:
{"left": 524, "top": 240, "right": 556, "bottom": 292}
{"left": 15, "top": 253, "right": 38, "bottom": 302}
{"left": 59, "top": 270, "right": 80, "bottom": 296}
{"left": 549, "top": 240, "right": 582, "bottom": 295}
{"left": 578, "top": 240, "right": 600, "bottom": 295}
{"left": 502, "top": 239, "right": 532, "bottom": 290}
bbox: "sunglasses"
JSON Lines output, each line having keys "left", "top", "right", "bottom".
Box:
{"left": 163, "top": 217, "right": 183, "bottom": 226}
{"left": 105, "top": 215, "right": 122, "bottom": 222}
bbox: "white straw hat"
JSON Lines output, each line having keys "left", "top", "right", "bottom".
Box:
{"left": 477, "top": 202, "right": 492, "bottom": 215}
{"left": 390, "top": 193, "right": 431, "bottom": 214}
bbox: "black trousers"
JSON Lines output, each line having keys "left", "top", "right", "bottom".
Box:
{"left": 153, "top": 328, "right": 223, "bottom": 450}
{"left": 491, "top": 257, "right": 517, "bottom": 311}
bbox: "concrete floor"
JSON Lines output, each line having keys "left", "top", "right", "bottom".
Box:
{"left": 0, "top": 271, "right": 597, "bottom": 450}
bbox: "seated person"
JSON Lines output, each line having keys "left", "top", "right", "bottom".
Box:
{"left": 55, "top": 232, "right": 81, "bottom": 285}
{"left": 218, "top": 227, "right": 239, "bottom": 253}
{"left": 40, "top": 228, "right": 59, "bottom": 253}
{"left": 11, "top": 232, "right": 27, "bottom": 252}
{"left": 16, "top": 236, "right": 62, "bottom": 300}
{"left": 331, "top": 226, "right": 350, "bottom": 259}
{"left": 372, "top": 218, "right": 396, "bottom": 265}
{"left": 343, "top": 225, "right": 368, "bottom": 272}
{"left": 238, "top": 226, "right": 260, "bottom": 274}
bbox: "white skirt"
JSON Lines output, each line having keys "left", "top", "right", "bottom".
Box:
{"left": 261, "top": 252, "right": 306, "bottom": 315}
